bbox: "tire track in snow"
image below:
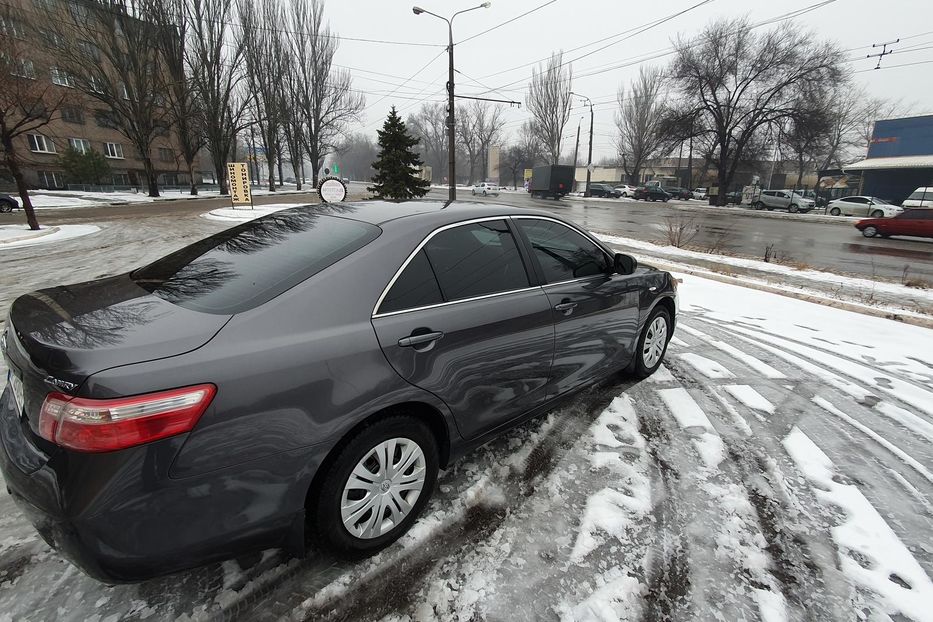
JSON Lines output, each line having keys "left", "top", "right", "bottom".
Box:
{"left": 677, "top": 323, "right": 786, "bottom": 379}
{"left": 784, "top": 427, "right": 933, "bottom": 622}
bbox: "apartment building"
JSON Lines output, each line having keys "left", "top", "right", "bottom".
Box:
{"left": 3, "top": 0, "right": 200, "bottom": 190}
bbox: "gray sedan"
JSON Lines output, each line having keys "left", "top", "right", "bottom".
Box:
{"left": 1, "top": 201, "right": 677, "bottom": 581}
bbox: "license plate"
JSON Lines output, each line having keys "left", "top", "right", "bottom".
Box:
{"left": 8, "top": 371, "right": 24, "bottom": 414}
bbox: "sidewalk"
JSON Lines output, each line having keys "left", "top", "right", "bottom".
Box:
{"left": 24, "top": 186, "right": 317, "bottom": 210}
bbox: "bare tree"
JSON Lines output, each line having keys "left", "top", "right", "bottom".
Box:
{"left": 0, "top": 8, "right": 72, "bottom": 229}
{"left": 498, "top": 121, "right": 541, "bottom": 189}
{"left": 407, "top": 102, "right": 448, "bottom": 179}
{"left": 526, "top": 51, "right": 572, "bottom": 164}
{"left": 48, "top": 0, "right": 169, "bottom": 196}
{"left": 472, "top": 102, "right": 506, "bottom": 181}
{"left": 615, "top": 66, "right": 669, "bottom": 185}
{"left": 150, "top": 0, "right": 204, "bottom": 195}
{"left": 189, "top": 0, "right": 249, "bottom": 195}
{"left": 780, "top": 97, "right": 832, "bottom": 186}
{"left": 669, "top": 18, "right": 843, "bottom": 203}
{"left": 455, "top": 104, "right": 481, "bottom": 184}
{"left": 287, "top": 0, "right": 364, "bottom": 186}
{"left": 239, "top": 0, "right": 288, "bottom": 191}
{"left": 335, "top": 132, "right": 377, "bottom": 181}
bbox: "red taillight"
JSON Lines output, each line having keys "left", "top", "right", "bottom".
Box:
{"left": 38, "top": 384, "right": 216, "bottom": 453}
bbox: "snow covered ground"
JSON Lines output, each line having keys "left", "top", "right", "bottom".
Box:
{"left": 21, "top": 186, "right": 314, "bottom": 209}
{"left": 0, "top": 214, "right": 931, "bottom": 621}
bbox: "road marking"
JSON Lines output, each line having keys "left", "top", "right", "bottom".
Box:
{"left": 678, "top": 353, "right": 735, "bottom": 379}
{"left": 657, "top": 388, "right": 723, "bottom": 468}
{"left": 723, "top": 385, "right": 775, "bottom": 415}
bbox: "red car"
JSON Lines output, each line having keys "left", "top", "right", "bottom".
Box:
{"left": 855, "top": 209, "right": 933, "bottom": 239}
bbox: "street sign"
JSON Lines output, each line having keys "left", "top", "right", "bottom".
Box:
{"left": 332, "top": 164, "right": 339, "bottom": 174}
{"left": 523, "top": 168, "right": 533, "bottom": 181}
{"left": 318, "top": 177, "right": 347, "bottom": 203}
{"left": 226, "top": 162, "right": 252, "bottom": 207}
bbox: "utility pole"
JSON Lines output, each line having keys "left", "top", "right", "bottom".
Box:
{"left": 571, "top": 92, "right": 594, "bottom": 197}
{"left": 572, "top": 118, "right": 581, "bottom": 169}
{"left": 413, "top": 3, "right": 491, "bottom": 203}
{"left": 867, "top": 39, "right": 899, "bottom": 69}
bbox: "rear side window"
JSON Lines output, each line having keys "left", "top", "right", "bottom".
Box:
{"left": 134, "top": 211, "right": 380, "bottom": 314}
{"left": 424, "top": 220, "right": 529, "bottom": 302}
{"left": 380, "top": 250, "right": 443, "bottom": 313}
{"left": 517, "top": 219, "right": 609, "bottom": 284}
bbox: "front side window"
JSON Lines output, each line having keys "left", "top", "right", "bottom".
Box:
{"left": 518, "top": 219, "right": 609, "bottom": 284}
{"left": 423, "top": 220, "right": 529, "bottom": 302}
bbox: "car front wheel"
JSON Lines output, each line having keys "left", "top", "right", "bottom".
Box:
{"left": 753, "top": 201, "right": 764, "bottom": 210}
{"left": 862, "top": 226, "right": 878, "bottom": 238}
{"left": 788, "top": 204, "right": 799, "bottom": 213}
{"left": 311, "top": 416, "right": 439, "bottom": 556}
{"left": 628, "top": 307, "right": 672, "bottom": 378}
{"left": 870, "top": 209, "right": 884, "bottom": 218}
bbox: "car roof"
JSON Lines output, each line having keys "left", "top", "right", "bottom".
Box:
{"left": 269, "top": 200, "right": 562, "bottom": 226}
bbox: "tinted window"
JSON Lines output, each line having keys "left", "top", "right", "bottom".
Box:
{"left": 380, "top": 250, "right": 443, "bottom": 313}
{"left": 518, "top": 219, "right": 609, "bottom": 284}
{"left": 852, "top": 197, "right": 868, "bottom": 204}
{"left": 134, "top": 211, "right": 380, "bottom": 314}
{"left": 423, "top": 220, "right": 529, "bottom": 301}
{"left": 907, "top": 191, "right": 932, "bottom": 200}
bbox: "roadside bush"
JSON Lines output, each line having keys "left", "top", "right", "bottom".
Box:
{"left": 58, "top": 147, "right": 111, "bottom": 185}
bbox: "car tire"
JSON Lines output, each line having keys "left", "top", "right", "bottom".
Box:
{"left": 829, "top": 207, "right": 841, "bottom": 216}
{"left": 862, "top": 226, "right": 878, "bottom": 238}
{"left": 789, "top": 204, "right": 799, "bottom": 213}
{"left": 663, "top": 197, "right": 669, "bottom": 202}
{"left": 311, "top": 415, "right": 439, "bottom": 557}
{"left": 482, "top": 191, "right": 487, "bottom": 196}
{"left": 0, "top": 201, "right": 13, "bottom": 213}
{"left": 753, "top": 201, "right": 764, "bottom": 210}
{"left": 627, "top": 307, "right": 672, "bottom": 379}
{"left": 471, "top": 190, "right": 475, "bottom": 196}
{"left": 870, "top": 209, "right": 884, "bottom": 218}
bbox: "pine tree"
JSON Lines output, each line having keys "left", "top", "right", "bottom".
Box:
{"left": 368, "top": 106, "right": 431, "bottom": 201}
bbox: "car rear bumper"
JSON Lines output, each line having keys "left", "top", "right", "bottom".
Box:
{"left": 0, "top": 385, "right": 312, "bottom": 582}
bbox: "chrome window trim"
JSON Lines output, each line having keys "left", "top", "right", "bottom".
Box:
{"left": 371, "top": 216, "right": 529, "bottom": 318}
{"left": 373, "top": 285, "right": 543, "bottom": 319}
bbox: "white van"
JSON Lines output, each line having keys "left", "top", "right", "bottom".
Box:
{"left": 902, "top": 187, "right": 933, "bottom": 208}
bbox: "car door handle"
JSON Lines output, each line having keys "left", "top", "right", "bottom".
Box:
{"left": 398, "top": 331, "right": 445, "bottom": 347}
{"left": 554, "top": 301, "right": 578, "bottom": 315}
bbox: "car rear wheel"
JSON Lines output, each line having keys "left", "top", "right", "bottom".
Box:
{"left": 0, "top": 201, "right": 13, "bottom": 213}
{"left": 311, "top": 415, "right": 438, "bottom": 556}
{"left": 471, "top": 190, "right": 475, "bottom": 196}
{"left": 862, "top": 226, "right": 878, "bottom": 238}
{"left": 870, "top": 209, "right": 884, "bottom": 218}
{"left": 482, "top": 190, "right": 487, "bottom": 196}
{"left": 829, "top": 207, "right": 841, "bottom": 216}
{"left": 627, "top": 307, "right": 672, "bottom": 378}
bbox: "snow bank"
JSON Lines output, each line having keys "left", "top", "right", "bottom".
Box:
{"left": 0, "top": 224, "right": 100, "bottom": 249}
{"left": 201, "top": 204, "right": 303, "bottom": 222}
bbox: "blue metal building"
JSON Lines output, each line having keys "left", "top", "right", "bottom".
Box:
{"left": 846, "top": 114, "right": 933, "bottom": 203}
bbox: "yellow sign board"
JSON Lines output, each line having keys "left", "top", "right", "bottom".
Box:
{"left": 226, "top": 162, "right": 252, "bottom": 206}
{"left": 523, "top": 168, "right": 534, "bottom": 181}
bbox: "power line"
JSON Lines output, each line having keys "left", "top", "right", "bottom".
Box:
{"left": 458, "top": 0, "right": 560, "bottom": 45}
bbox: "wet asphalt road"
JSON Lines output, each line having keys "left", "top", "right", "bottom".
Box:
{"left": 3, "top": 183, "right": 932, "bottom": 282}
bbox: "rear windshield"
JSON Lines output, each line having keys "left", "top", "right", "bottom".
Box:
{"left": 133, "top": 210, "right": 380, "bottom": 314}
{"left": 907, "top": 190, "right": 932, "bottom": 201}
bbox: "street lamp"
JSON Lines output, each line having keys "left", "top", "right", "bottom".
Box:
{"left": 571, "top": 92, "right": 594, "bottom": 197}
{"left": 413, "top": 2, "right": 491, "bottom": 202}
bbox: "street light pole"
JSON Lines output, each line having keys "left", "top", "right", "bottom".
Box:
{"left": 571, "top": 92, "right": 594, "bottom": 197}
{"left": 413, "top": 3, "right": 491, "bottom": 203}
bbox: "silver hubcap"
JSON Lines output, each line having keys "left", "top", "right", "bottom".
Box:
{"left": 341, "top": 438, "right": 426, "bottom": 539}
{"left": 642, "top": 316, "right": 668, "bottom": 369}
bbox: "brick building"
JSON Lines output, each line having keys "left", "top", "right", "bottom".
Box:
{"left": 2, "top": 0, "right": 200, "bottom": 190}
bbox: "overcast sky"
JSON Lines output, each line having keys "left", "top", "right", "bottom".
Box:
{"left": 322, "top": 0, "right": 933, "bottom": 162}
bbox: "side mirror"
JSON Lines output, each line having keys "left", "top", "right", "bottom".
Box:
{"left": 614, "top": 253, "right": 637, "bottom": 275}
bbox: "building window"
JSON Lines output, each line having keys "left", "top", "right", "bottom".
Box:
{"left": 50, "top": 67, "right": 75, "bottom": 87}
{"left": 94, "top": 109, "right": 117, "bottom": 128}
{"left": 11, "top": 58, "right": 36, "bottom": 79}
{"left": 158, "top": 147, "right": 174, "bottom": 162}
{"left": 27, "top": 134, "right": 56, "bottom": 153}
{"left": 39, "top": 30, "right": 66, "bottom": 49}
{"left": 61, "top": 106, "right": 84, "bottom": 124}
{"left": 68, "top": 138, "right": 91, "bottom": 154}
{"left": 37, "top": 170, "right": 65, "bottom": 188}
{"left": 0, "top": 16, "right": 26, "bottom": 38}
{"left": 112, "top": 172, "right": 131, "bottom": 186}
{"left": 77, "top": 40, "right": 100, "bottom": 62}
{"left": 68, "top": 0, "right": 87, "bottom": 20}
{"left": 104, "top": 142, "right": 124, "bottom": 159}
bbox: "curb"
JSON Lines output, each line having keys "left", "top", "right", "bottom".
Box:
{"left": 638, "top": 256, "right": 933, "bottom": 330}
{"left": 0, "top": 225, "right": 60, "bottom": 245}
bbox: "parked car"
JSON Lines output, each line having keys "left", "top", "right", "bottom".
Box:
{"left": 588, "top": 183, "right": 619, "bottom": 198}
{"left": 664, "top": 187, "right": 692, "bottom": 200}
{"left": 751, "top": 190, "right": 815, "bottom": 213}
{"left": 471, "top": 181, "right": 499, "bottom": 196}
{"left": 800, "top": 190, "right": 828, "bottom": 208}
{"left": 902, "top": 187, "right": 933, "bottom": 208}
{"left": 692, "top": 188, "right": 708, "bottom": 200}
{"left": 855, "top": 208, "right": 933, "bottom": 239}
{"left": 0, "top": 202, "right": 677, "bottom": 582}
{"left": 723, "top": 191, "right": 743, "bottom": 205}
{"left": 0, "top": 193, "right": 18, "bottom": 213}
{"left": 633, "top": 186, "right": 671, "bottom": 202}
{"left": 614, "top": 184, "right": 636, "bottom": 198}
{"left": 826, "top": 196, "right": 901, "bottom": 218}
